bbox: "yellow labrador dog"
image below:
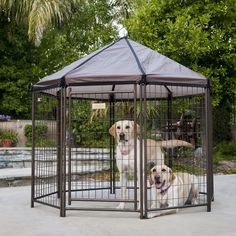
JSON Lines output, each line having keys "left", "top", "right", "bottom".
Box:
{"left": 109, "top": 120, "right": 193, "bottom": 209}
{"left": 149, "top": 164, "right": 198, "bottom": 218}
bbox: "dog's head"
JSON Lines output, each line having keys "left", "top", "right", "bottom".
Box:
{"left": 150, "top": 164, "right": 175, "bottom": 189}
{"left": 109, "top": 120, "right": 140, "bottom": 144}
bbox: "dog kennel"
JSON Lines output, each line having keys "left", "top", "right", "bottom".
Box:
{"left": 31, "top": 37, "right": 213, "bottom": 219}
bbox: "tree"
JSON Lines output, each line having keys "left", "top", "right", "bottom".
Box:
{"left": 0, "top": 1, "right": 118, "bottom": 119}
{"left": 0, "top": 14, "right": 39, "bottom": 118}
{"left": 36, "top": 0, "right": 118, "bottom": 76}
{"left": 0, "top": 0, "right": 83, "bottom": 45}
{"left": 124, "top": 0, "right": 236, "bottom": 143}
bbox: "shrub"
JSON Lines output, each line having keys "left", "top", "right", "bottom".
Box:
{"left": 24, "top": 124, "right": 50, "bottom": 147}
{"left": 213, "top": 141, "right": 236, "bottom": 164}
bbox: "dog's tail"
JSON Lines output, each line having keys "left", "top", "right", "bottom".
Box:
{"left": 156, "top": 139, "right": 193, "bottom": 149}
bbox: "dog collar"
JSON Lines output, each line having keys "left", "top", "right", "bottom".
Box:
{"left": 119, "top": 146, "right": 134, "bottom": 156}
{"left": 159, "top": 185, "right": 171, "bottom": 196}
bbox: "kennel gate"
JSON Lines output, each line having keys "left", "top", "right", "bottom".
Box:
{"left": 67, "top": 89, "right": 139, "bottom": 214}
{"left": 31, "top": 83, "right": 213, "bottom": 219}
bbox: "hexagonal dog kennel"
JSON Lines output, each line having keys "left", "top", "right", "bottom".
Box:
{"left": 31, "top": 37, "right": 213, "bottom": 219}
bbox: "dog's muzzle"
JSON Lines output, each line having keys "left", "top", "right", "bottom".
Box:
{"left": 119, "top": 133, "right": 126, "bottom": 142}
{"left": 154, "top": 175, "right": 165, "bottom": 189}
{"left": 154, "top": 175, "right": 161, "bottom": 185}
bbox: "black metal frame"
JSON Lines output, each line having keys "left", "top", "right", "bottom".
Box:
{"left": 31, "top": 82, "right": 213, "bottom": 219}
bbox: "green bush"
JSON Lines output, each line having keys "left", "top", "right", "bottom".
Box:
{"left": 213, "top": 141, "right": 236, "bottom": 164}
{"left": 24, "top": 124, "right": 53, "bottom": 147}
{"left": 72, "top": 101, "right": 110, "bottom": 148}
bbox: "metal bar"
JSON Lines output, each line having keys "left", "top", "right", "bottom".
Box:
{"left": 199, "top": 191, "right": 207, "bottom": 195}
{"left": 109, "top": 94, "right": 116, "bottom": 194}
{"left": 70, "top": 198, "right": 136, "bottom": 203}
{"left": 66, "top": 207, "right": 137, "bottom": 212}
{"left": 167, "top": 92, "right": 173, "bottom": 168}
{"left": 205, "top": 86, "right": 213, "bottom": 212}
{"left": 146, "top": 81, "right": 208, "bottom": 88}
{"left": 112, "top": 96, "right": 116, "bottom": 194}
{"left": 133, "top": 84, "right": 138, "bottom": 211}
{"left": 148, "top": 203, "right": 208, "bottom": 212}
{"left": 34, "top": 191, "right": 59, "bottom": 200}
{"left": 143, "top": 84, "right": 148, "bottom": 219}
{"left": 70, "top": 186, "right": 137, "bottom": 192}
{"left": 63, "top": 87, "right": 67, "bottom": 215}
{"left": 60, "top": 87, "right": 66, "bottom": 217}
{"left": 68, "top": 81, "right": 137, "bottom": 87}
{"left": 125, "top": 38, "right": 146, "bottom": 75}
{"left": 31, "top": 92, "right": 36, "bottom": 208}
{"left": 34, "top": 185, "right": 140, "bottom": 200}
{"left": 34, "top": 200, "right": 60, "bottom": 209}
{"left": 68, "top": 88, "right": 72, "bottom": 205}
{"left": 56, "top": 91, "right": 61, "bottom": 199}
{"left": 139, "top": 84, "right": 144, "bottom": 219}
{"left": 109, "top": 96, "right": 113, "bottom": 194}
{"left": 70, "top": 91, "right": 134, "bottom": 95}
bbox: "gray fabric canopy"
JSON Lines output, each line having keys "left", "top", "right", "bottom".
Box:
{"left": 32, "top": 37, "right": 208, "bottom": 99}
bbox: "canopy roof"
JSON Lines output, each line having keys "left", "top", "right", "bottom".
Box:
{"left": 32, "top": 37, "right": 208, "bottom": 99}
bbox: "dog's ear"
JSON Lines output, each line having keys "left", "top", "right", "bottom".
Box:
{"left": 169, "top": 169, "right": 176, "bottom": 183}
{"left": 109, "top": 124, "right": 116, "bottom": 137}
{"left": 149, "top": 174, "right": 154, "bottom": 186}
{"left": 136, "top": 124, "right": 140, "bottom": 134}
{"left": 133, "top": 122, "right": 140, "bottom": 134}
{"left": 149, "top": 166, "right": 156, "bottom": 186}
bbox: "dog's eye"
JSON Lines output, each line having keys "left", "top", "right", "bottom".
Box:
{"left": 125, "top": 125, "right": 130, "bottom": 129}
{"left": 117, "top": 126, "right": 120, "bottom": 129}
{"left": 161, "top": 168, "right": 166, "bottom": 172}
{"left": 152, "top": 168, "right": 156, "bottom": 172}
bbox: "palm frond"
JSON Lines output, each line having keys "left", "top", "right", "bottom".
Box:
{"left": 28, "top": 0, "right": 74, "bottom": 45}
{"left": 0, "top": 0, "right": 85, "bottom": 45}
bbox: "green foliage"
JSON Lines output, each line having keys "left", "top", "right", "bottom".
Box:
{"left": 72, "top": 101, "right": 110, "bottom": 147}
{"left": 0, "top": 0, "right": 84, "bottom": 45}
{"left": 213, "top": 141, "right": 236, "bottom": 164}
{"left": 37, "top": 0, "right": 118, "bottom": 75}
{"left": 213, "top": 99, "right": 232, "bottom": 143}
{"left": 24, "top": 124, "right": 53, "bottom": 147}
{"left": 0, "top": 129, "right": 18, "bottom": 146}
{"left": 0, "top": 15, "right": 39, "bottom": 119}
{"left": 0, "top": 1, "right": 118, "bottom": 120}
{"left": 35, "top": 96, "right": 57, "bottom": 121}
{"left": 172, "top": 163, "right": 204, "bottom": 176}
{"left": 124, "top": 0, "right": 236, "bottom": 143}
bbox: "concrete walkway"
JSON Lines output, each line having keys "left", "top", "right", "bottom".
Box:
{"left": 0, "top": 175, "right": 236, "bottom": 236}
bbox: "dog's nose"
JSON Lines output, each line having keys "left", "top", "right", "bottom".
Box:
{"left": 154, "top": 175, "right": 160, "bottom": 182}
{"left": 119, "top": 132, "right": 125, "bottom": 140}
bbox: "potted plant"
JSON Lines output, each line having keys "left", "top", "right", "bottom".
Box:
{"left": 0, "top": 130, "right": 18, "bottom": 147}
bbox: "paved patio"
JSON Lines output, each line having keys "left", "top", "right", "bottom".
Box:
{"left": 0, "top": 174, "right": 236, "bottom": 236}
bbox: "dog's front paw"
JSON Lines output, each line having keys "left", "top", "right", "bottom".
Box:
{"left": 117, "top": 203, "right": 125, "bottom": 209}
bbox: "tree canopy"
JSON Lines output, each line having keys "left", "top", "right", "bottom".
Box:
{"left": 0, "top": 0, "right": 118, "bottom": 118}
{"left": 125, "top": 0, "right": 236, "bottom": 106}
{"left": 124, "top": 0, "right": 236, "bottom": 142}
{"left": 0, "top": 0, "right": 84, "bottom": 45}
